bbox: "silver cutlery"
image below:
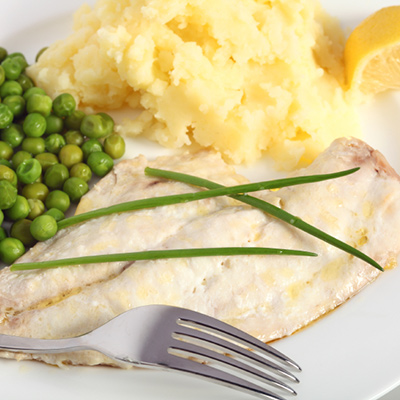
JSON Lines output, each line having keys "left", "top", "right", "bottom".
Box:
{"left": 0, "top": 304, "right": 301, "bottom": 400}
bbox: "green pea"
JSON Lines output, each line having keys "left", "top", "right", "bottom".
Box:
{"left": 0, "top": 237, "right": 25, "bottom": 264}
{"left": 0, "top": 157, "right": 11, "bottom": 166}
{"left": 80, "top": 114, "right": 111, "bottom": 139}
{"left": 44, "top": 208, "right": 65, "bottom": 222}
{"left": 23, "top": 112, "right": 47, "bottom": 137}
{"left": 0, "top": 209, "right": 3, "bottom": 225}
{"left": 58, "top": 144, "right": 83, "bottom": 168}
{"left": 6, "top": 52, "right": 25, "bottom": 59}
{"left": 45, "top": 114, "right": 64, "bottom": 134}
{"left": 12, "top": 150, "right": 31, "bottom": 169}
{"left": 23, "top": 87, "right": 46, "bottom": 102}
{"left": 87, "top": 151, "right": 114, "bottom": 177}
{"left": 6, "top": 52, "right": 23, "bottom": 58}
{"left": 35, "top": 174, "right": 43, "bottom": 184}
{"left": 2, "top": 95, "right": 25, "bottom": 118}
{"left": 97, "top": 112, "right": 114, "bottom": 133}
{"left": 1, "top": 57, "right": 23, "bottom": 80}
{"left": 64, "top": 130, "right": 84, "bottom": 146}
{"left": 36, "top": 46, "right": 48, "bottom": 62}
{"left": 0, "top": 227, "right": 7, "bottom": 241}
{"left": 30, "top": 214, "right": 58, "bottom": 241}
{"left": 5, "top": 195, "right": 30, "bottom": 221}
{"left": 0, "top": 164, "right": 17, "bottom": 186}
{"left": 22, "top": 137, "right": 45, "bottom": 155}
{"left": 45, "top": 133, "right": 65, "bottom": 154}
{"left": 27, "top": 198, "right": 45, "bottom": 220}
{"left": 0, "top": 140, "right": 13, "bottom": 160}
{"left": 52, "top": 93, "right": 76, "bottom": 117}
{"left": 0, "top": 180, "right": 17, "bottom": 209}
{"left": 26, "top": 93, "right": 52, "bottom": 117}
{"left": 1, "top": 123, "right": 25, "bottom": 148}
{"left": 0, "top": 159, "right": 12, "bottom": 168}
{"left": 0, "top": 81, "right": 23, "bottom": 98}
{"left": 35, "top": 152, "right": 58, "bottom": 171}
{"left": 10, "top": 219, "right": 36, "bottom": 247}
{"left": 8, "top": 53, "right": 28, "bottom": 71}
{"left": 16, "top": 158, "right": 42, "bottom": 184}
{"left": 0, "top": 48, "right": 7, "bottom": 63}
{"left": 63, "top": 177, "right": 89, "bottom": 203}
{"left": 45, "top": 190, "right": 70, "bottom": 213}
{"left": 21, "top": 182, "right": 49, "bottom": 201}
{"left": 16, "top": 74, "right": 34, "bottom": 92}
{"left": 81, "top": 138, "right": 103, "bottom": 160}
{"left": 0, "top": 103, "right": 14, "bottom": 129}
{"left": 65, "top": 109, "right": 85, "bottom": 130}
{"left": 70, "top": 162, "right": 92, "bottom": 182}
{"left": 0, "top": 66, "right": 5, "bottom": 87}
{"left": 104, "top": 134, "right": 126, "bottom": 159}
{"left": 44, "top": 163, "right": 69, "bottom": 189}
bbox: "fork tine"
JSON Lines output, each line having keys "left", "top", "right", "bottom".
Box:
{"left": 178, "top": 313, "right": 301, "bottom": 371}
{"left": 169, "top": 339, "right": 296, "bottom": 395}
{"left": 173, "top": 326, "right": 299, "bottom": 382}
{"left": 166, "top": 349, "right": 292, "bottom": 400}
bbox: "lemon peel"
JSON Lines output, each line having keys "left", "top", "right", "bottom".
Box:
{"left": 344, "top": 6, "right": 400, "bottom": 96}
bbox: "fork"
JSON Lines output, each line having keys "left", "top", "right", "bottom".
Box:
{"left": 0, "top": 304, "right": 300, "bottom": 400}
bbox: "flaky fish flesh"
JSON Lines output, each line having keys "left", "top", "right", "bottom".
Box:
{"left": 0, "top": 137, "right": 398, "bottom": 367}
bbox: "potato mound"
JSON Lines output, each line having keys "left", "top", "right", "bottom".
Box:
{"left": 27, "top": 0, "right": 360, "bottom": 169}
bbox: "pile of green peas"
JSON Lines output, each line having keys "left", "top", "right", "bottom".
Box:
{"left": 0, "top": 47, "right": 126, "bottom": 265}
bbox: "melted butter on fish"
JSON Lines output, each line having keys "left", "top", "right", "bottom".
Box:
{"left": 0, "top": 137, "right": 399, "bottom": 367}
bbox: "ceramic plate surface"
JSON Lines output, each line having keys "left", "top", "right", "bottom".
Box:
{"left": 1, "top": 1, "right": 400, "bottom": 399}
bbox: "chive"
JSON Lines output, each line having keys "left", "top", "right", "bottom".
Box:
{"left": 10, "top": 247, "right": 317, "bottom": 271}
{"left": 11, "top": 167, "right": 361, "bottom": 271}
{"left": 58, "top": 167, "right": 359, "bottom": 230}
{"left": 145, "top": 167, "right": 384, "bottom": 272}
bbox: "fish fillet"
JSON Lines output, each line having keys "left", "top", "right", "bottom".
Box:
{"left": 0, "top": 137, "right": 398, "bottom": 367}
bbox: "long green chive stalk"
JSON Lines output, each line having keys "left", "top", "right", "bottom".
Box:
{"left": 10, "top": 247, "right": 317, "bottom": 271}
{"left": 58, "top": 168, "right": 359, "bottom": 230}
{"left": 12, "top": 166, "right": 365, "bottom": 271}
{"left": 145, "top": 167, "right": 384, "bottom": 272}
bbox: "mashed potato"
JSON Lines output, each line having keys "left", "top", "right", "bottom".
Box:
{"left": 28, "top": 0, "right": 360, "bottom": 169}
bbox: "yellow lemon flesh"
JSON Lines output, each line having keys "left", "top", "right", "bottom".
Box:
{"left": 344, "top": 6, "right": 400, "bottom": 96}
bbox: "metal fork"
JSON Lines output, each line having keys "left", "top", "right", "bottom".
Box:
{"left": 0, "top": 305, "right": 300, "bottom": 400}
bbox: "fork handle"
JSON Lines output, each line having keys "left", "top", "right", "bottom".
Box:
{"left": 0, "top": 333, "right": 87, "bottom": 354}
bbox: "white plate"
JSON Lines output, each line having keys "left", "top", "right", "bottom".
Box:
{"left": 1, "top": 1, "right": 400, "bottom": 399}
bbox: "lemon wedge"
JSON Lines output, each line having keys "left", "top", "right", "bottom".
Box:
{"left": 344, "top": 6, "right": 400, "bottom": 95}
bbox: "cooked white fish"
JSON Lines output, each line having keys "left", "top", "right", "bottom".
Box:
{"left": 0, "top": 137, "right": 398, "bottom": 367}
